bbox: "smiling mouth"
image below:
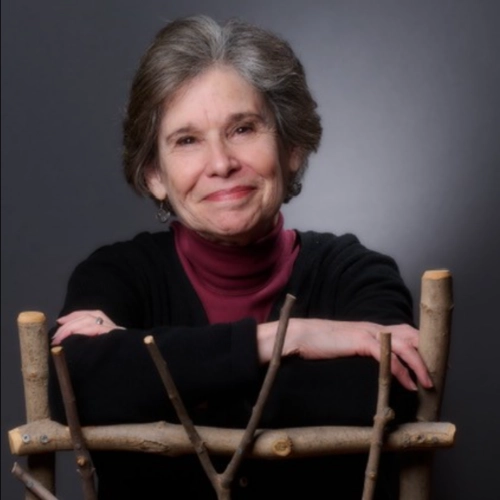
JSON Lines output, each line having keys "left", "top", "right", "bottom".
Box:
{"left": 204, "top": 186, "right": 255, "bottom": 202}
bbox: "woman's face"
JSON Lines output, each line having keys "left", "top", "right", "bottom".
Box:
{"left": 146, "top": 66, "right": 299, "bottom": 245}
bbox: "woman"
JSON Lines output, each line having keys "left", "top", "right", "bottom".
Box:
{"left": 49, "top": 15, "right": 432, "bottom": 499}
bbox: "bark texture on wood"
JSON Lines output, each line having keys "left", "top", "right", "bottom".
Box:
{"left": 9, "top": 419, "right": 456, "bottom": 458}
{"left": 51, "top": 347, "right": 97, "bottom": 500}
{"left": 362, "top": 332, "right": 394, "bottom": 500}
{"left": 18, "top": 312, "right": 55, "bottom": 499}
{"left": 400, "top": 269, "right": 454, "bottom": 500}
{"left": 11, "top": 462, "right": 57, "bottom": 500}
{"left": 416, "top": 270, "right": 453, "bottom": 421}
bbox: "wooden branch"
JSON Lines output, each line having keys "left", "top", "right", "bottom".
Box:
{"left": 143, "top": 336, "right": 219, "bottom": 489}
{"left": 51, "top": 347, "right": 97, "bottom": 500}
{"left": 220, "top": 294, "right": 296, "bottom": 493}
{"left": 400, "top": 269, "right": 454, "bottom": 500}
{"left": 362, "top": 332, "right": 395, "bottom": 500}
{"left": 145, "top": 294, "right": 295, "bottom": 500}
{"left": 18, "top": 312, "right": 55, "bottom": 498}
{"left": 9, "top": 419, "right": 456, "bottom": 458}
{"left": 416, "top": 269, "right": 454, "bottom": 421}
{"left": 11, "top": 462, "right": 58, "bottom": 500}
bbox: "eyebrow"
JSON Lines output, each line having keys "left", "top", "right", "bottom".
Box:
{"left": 164, "top": 111, "right": 270, "bottom": 143}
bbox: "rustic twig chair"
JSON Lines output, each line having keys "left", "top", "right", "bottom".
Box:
{"left": 8, "top": 269, "right": 455, "bottom": 499}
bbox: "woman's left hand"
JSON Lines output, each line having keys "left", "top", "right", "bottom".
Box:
{"left": 257, "top": 319, "right": 433, "bottom": 391}
{"left": 51, "top": 310, "right": 124, "bottom": 345}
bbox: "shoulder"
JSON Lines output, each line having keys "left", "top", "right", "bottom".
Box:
{"left": 297, "top": 230, "right": 361, "bottom": 253}
{"left": 292, "top": 229, "right": 405, "bottom": 296}
{"left": 295, "top": 230, "right": 393, "bottom": 268}
{"left": 86, "top": 230, "right": 174, "bottom": 261}
{"left": 62, "top": 230, "right": 180, "bottom": 316}
{"left": 291, "top": 228, "right": 402, "bottom": 288}
{"left": 71, "top": 230, "right": 177, "bottom": 278}
{"left": 291, "top": 230, "right": 412, "bottom": 323}
{"left": 295, "top": 229, "right": 403, "bottom": 286}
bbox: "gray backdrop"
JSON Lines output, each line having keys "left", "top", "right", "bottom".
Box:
{"left": 2, "top": 1, "right": 499, "bottom": 498}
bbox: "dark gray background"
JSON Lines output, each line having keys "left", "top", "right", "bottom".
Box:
{"left": 2, "top": 1, "right": 499, "bottom": 498}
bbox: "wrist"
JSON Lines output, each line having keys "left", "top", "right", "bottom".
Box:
{"left": 256, "top": 319, "right": 300, "bottom": 364}
{"left": 256, "top": 322, "right": 276, "bottom": 364}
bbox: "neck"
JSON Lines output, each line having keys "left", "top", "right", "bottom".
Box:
{"left": 172, "top": 213, "right": 300, "bottom": 323}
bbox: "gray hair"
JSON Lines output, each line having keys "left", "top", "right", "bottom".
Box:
{"left": 123, "top": 15, "right": 322, "bottom": 202}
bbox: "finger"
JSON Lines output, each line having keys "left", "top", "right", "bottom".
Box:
{"left": 51, "top": 316, "right": 110, "bottom": 344}
{"left": 51, "top": 321, "right": 91, "bottom": 344}
{"left": 390, "top": 353, "right": 418, "bottom": 391}
{"left": 394, "top": 325, "right": 420, "bottom": 349}
{"left": 56, "top": 311, "right": 113, "bottom": 334}
{"left": 366, "top": 340, "right": 418, "bottom": 391}
{"left": 52, "top": 324, "right": 110, "bottom": 345}
{"left": 57, "top": 314, "right": 98, "bottom": 334}
{"left": 391, "top": 338, "right": 433, "bottom": 388}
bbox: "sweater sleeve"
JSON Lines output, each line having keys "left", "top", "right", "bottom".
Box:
{"left": 334, "top": 237, "right": 414, "bottom": 326}
{"left": 48, "top": 238, "right": 260, "bottom": 426}
{"left": 262, "top": 232, "right": 418, "bottom": 428}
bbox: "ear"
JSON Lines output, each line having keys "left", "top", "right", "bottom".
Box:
{"left": 145, "top": 165, "right": 168, "bottom": 201}
{"left": 288, "top": 148, "right": 303, "bottom": 174}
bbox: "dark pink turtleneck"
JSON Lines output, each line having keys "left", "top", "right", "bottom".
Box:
{"left": 172, "top": 214, "right": 299, "bottom": 324}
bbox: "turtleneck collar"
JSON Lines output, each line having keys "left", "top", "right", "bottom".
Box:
{"left": 172, "top": 213, "right": 299, "bottom": 323}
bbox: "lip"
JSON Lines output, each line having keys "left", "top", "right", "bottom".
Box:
{"left": 204, "top": 185, "right": 255, "bottom": 202}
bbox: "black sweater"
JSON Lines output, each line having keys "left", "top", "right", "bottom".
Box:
{"left": 49, "top": 229, "right": 417, "bottom": 499}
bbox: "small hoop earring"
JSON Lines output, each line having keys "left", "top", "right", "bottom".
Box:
{"left": 156, "top": 201, "right": 171, "bottom": 223}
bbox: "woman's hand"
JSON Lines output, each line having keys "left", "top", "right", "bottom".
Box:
{"left": 51, "top": 310, "right": 124, "bottom": 345}
{"left": 257, "top": 319, "right": 433, "bottom": 392}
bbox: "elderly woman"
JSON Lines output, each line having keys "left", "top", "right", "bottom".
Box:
{"left": 49, "top": 15, "right": 432, "bottom": 500}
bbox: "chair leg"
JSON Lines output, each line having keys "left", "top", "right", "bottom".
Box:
{"left": 399, "top": 452, "right": 435, "bottom": 500}
{"left": 400, "top": 270, "right": 453, "bottom": 499}
{"left": 18, "top": 312, "right": 56, "bottom": 497}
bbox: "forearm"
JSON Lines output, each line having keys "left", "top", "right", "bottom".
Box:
{"left": 257, "top": 318, "right": 432, "bottom": 391}
{"left": 49, "top": 319, "right": 260, "bottom": 426}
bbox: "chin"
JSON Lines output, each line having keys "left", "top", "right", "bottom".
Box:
{"left": 190, "top": 209, "right": 278, "bottom": 244}
{"left": 205, "top": 228, "right": 252, "bottom": 245}
{"left": 213, "top": 221, "right": 276, "bottom": 245}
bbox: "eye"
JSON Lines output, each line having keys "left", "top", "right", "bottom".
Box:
{"left": 234, "top": 123, "right": 255, "bottom": 135}
{"left": 176, "top": 136, "right": 197, "bottom": 146}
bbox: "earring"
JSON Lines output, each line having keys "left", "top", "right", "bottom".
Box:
{"left": 156, "top": 201, "right": 171, "bottom": 223}
{"left": 290, "top": 181, "right": 302, "bottom": 197}
{"left": 284, "top": 180, "right": 302, "bottom": 203}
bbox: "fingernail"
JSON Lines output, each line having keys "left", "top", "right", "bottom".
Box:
{"left": 410, "top": 381, "right": 418, "bottom": 391}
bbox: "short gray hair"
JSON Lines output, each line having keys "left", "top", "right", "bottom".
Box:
{"left": 123, "top": 15, "right": 322, "bottom": 201}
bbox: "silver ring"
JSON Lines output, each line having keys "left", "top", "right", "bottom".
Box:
{"left": 95, "top": 317, "right": 104, "bottom": 325}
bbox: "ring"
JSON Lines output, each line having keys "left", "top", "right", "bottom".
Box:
{"left": 95, "top": 317, "right": 104, "bottom": 325}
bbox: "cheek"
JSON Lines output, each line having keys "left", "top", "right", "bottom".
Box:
{"left": 162, "top": 166, "right": 199, "bottom": 205}
{"left": 254, "top": 143, "right": 283, "bottom": 179}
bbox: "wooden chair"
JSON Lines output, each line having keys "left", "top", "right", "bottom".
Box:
{"left": 8, "top": 269, "right": 455, "bottom": 500}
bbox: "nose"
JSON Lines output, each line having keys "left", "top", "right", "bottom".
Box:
{"left": 206, "top": 138, "right": 240, "bottom": 177}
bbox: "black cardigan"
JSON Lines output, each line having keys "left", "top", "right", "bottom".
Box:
{"left": 49, "top": 229, "right": 417, "bottom": 499}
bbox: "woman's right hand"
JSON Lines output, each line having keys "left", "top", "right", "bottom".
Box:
{"left": 257, "top": 319, "right": 434, "bottom": 392}
{"left": 51, "top": 310, "right": 125, "bottom": 345}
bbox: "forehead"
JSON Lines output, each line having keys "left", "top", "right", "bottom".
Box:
{"left": 161, "top": 66, "right": 269, "bottom": 126}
